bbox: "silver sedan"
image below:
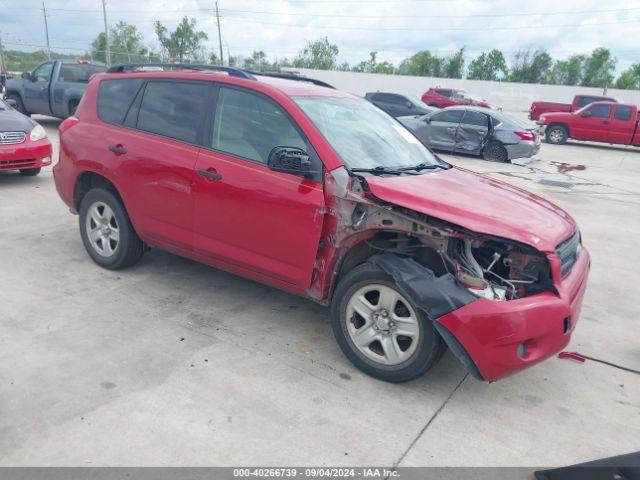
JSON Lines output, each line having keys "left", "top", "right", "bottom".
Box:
{"left": 398, "top": 106, "right": 543, "bottom": 162}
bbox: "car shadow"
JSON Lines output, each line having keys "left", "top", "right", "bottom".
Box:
{"left": 559, "top": 140, "right": 639, "bottom": 154}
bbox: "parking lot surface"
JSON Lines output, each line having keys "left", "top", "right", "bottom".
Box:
{"left": 1, "top": 114, "right": 639, "bottom": 467}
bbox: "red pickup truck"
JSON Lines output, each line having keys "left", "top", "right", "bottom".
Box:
{"left": 539, "top": 102, "right": 640, "bottom": 146}
{"left": 529, "top": 94, "right": 619, "bottom": 121}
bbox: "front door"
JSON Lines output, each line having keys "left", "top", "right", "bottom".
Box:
{"left": 193, "top": 85, "right": 325, "bottom": 289}
{"left": 425, "top": 109, "right": 463, "bottom": 151}
{"left": 572, "top": 103, "right": 612, "bottom": 142}
{"left": 23, "top": 62, "right": 54, "bottom": 115}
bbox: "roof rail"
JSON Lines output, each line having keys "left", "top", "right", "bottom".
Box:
{"left": 106, "top": 63, "right": 255, "bottom": 80}
{"left": 245, "top": 70, "right": 335, "bottom": 89}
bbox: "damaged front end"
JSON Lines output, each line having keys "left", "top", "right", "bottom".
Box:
{"left": 311, "top": 166, "right": 577, "bottom": 381}
{"left": 312, "top": 166, "right": 555, "bottom": 307}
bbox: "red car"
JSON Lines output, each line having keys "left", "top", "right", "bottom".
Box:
{"left": 540, "top": 102, "right": 640, "bottom": 146}
{"left": 529, "top": 94, "right": 619, "bottom": 121}
{"left": 53, "top": 65, "right": 589, "bottom": 383}
{"left": 421, "top": 87, "right": 498, "bottom": 109}
{"left": 0, "top": 98, "right": 52, "bottom": 175}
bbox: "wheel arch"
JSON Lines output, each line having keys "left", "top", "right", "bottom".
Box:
{"left": 74, "top": 170, "right": 123, "bottom": 212}
{"left": 547, "top": 122, "right": 570, "bottom": 137}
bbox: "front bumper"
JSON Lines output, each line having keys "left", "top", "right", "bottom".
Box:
{"left": 0, "top": 138, "right": 53, "bottom": 171}
{"left": 437, "top": 246, "right": 590, "bottom": 381}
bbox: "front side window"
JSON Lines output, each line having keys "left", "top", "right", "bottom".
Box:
{"left": 98, "top": 79, "right": 143, "bottom": 125}
{"left": 614, "top": 105, "right": 633, "bottom": 121}
{"left": 576, "top": 96, "right": 599, "bottom": 108}
{"left": 436, "top": 89, "right": 452, "bottom": 97}
{"left": 137, "top": 81, "right": 209, "bottom": 144}
{"left": 33, "top": 62, "right": 53, "bottom": 82}
{"left": 211, "top": 87, "right": 306, "bottom": 164}
{"left": 295, "top": 96, "right": 440, "bottom": 170}
{"left": 431, "top": 110, "right": 464, "bottom": 124}
{"left": 585, "top": 104, "right": 611, "bottom": 119}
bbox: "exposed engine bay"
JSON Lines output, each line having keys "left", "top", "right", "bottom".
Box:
{"left": 315, "top": 167, "right": 555, "bottom": 304}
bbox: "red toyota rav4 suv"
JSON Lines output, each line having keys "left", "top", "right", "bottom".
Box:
{"left": 53, "top": 65, "right": 589, "bottom": 383}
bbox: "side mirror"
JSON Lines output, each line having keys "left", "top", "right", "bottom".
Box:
{"left": 5, "top": 98, "right": 17, "bottom": 108}
{"left": 406, "top": 101, "right": 413, "bottom": 109}
{"left": 581, "top": 110, "right": 592, "bottom": 118}
{"left": 21, "top": 71, "right": 33, "bottom": 81}
{"left": 423, "top": 116, "right": 432, "bottom": 123}
{"left": 268, "top": 147, "right": 314, "bottom": 177}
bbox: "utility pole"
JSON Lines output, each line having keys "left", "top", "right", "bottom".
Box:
{"left": 0, "top": 34, "right": 5, "bottom": 73}
{"left": 101, "top": 0, "right": 111, "bottom": 66}
{"left": 42, "top": 2, "right": 51, "bottom": 59}
{"left": 215, "top": 1, "right": 223, "bottom": 65}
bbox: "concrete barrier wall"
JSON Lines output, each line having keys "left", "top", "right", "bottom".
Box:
{"left": 290, "top": 68, "right": 640, "bottom": 113}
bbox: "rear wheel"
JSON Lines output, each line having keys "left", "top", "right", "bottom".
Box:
{"left": 6, "top": 94, "right": 28, "bottom": 115}
{"left": 331, "top": 263, "right": 445, "bottom": 382}
{"left": 482, "top": 142, "right": 509, "bottom": 162}
{"left": 19, "top": 167, "right": 41, "bottom": 176}
{"left": 79, "top": 188, "right": 144, "bottom": 270}
{"left": 546, "top": 125, "right": 568, "bottom": 144}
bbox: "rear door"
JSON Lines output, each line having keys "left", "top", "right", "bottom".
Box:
{"left": 572, "top": 103, "right": 612, "bottom": 142}
{"left": 96, "top": 78, "right": 210, "bottom": 251}
{"left": 23, "top": 61, "right": 54, "bottom": 115}
{"left": 608, "top": 105, "right": 636, "bottom": 144}
{"left": 193, "top": 85, "right": 325, "bottom": 289}
{"left": 454, "top": 110, "right": 490, "bottom": 154}
{"left": 425, "top": 109, "right": 463, "bottom": 150}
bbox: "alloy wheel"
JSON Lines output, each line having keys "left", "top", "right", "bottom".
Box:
{"left": 345, "top": 284, "right": 420, "bottom": 365}
{"left": 85, "top": 201, "right": 120, "bottom": 257}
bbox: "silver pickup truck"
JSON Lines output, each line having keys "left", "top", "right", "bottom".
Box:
{"left": 4, "top": 60, "right": 106, "bottom": 118}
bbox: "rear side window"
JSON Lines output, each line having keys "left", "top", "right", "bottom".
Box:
{"left": 614, "top": 105, "right": 633, "bottom": 121}
{"left": 211, "top": 87, "right": 306, "bottom": 164}
{"left": 98, "top": 79, "right": 143, "bottom": 125}
{"left": 586, "top": 103, "right": 611, "bottom": 119}
{"left": 431, "top": 110, "right": 463, "bottom": 123}
{"left": 59, "top": 64, "right": 106, "bottom": 83}
{"left": 461, "top": 110, "right": 488, "bottom": 127}
{"left": 137, "top": 81, "right": 209, "bottom": 144}
{"left": 374, "top": 93, "right": 402, "bottom": 104}
{"left": 436, "top": 89, "right": 452, "bottom": 97}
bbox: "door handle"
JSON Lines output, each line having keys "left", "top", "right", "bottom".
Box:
{"left": 197, "top": 169, "right": 222, "bottom": 181}
{"left": 108, "top": 145, "right": 127, "bottom": 155}
{"left": 446, "top": 127, "right": 456, "bottom": 132}
{"left": 603, "top": 121, "right": 609, "bottom": 125}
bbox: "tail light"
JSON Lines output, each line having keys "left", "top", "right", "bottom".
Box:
{"left": 59, "top": 116, "right": 79, "bottom": 135}
{"left": 515, "top": 130, "right": 535, "bottom": 141}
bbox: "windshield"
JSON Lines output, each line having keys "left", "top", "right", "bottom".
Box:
{"left": 294, "top": 96, "right": 439, "bottom": 170}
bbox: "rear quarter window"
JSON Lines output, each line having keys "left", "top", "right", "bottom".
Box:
{"left": 98, "top": 79, "right": 144, "bottom": 125}
{"left": 614, "top": 105, "right": 633, "bottom": 121}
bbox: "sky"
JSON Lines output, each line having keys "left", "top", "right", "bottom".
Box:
{"left": 2, "top": 0, "right": 640, "bottom": 73}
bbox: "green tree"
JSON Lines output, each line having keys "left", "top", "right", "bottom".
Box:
{"left": 154, "top": 17, "right": 208, "bottom": 63}
{"left": 397, "top": 50, "right": 445, "bottom": 77}
{"left": 467, "top": 49, "right": 508, "bottom": 80}
{"left": 615, "top": 63, "right": 640, "bottom": 89}
{"left": 443, "top": 48, "right": 465, "bottom": 79}
{"left": 508, "top": 49, "right": 552, "bottom": 83}
{"left": 292, "top": 37, "right": 339, "bottom": 70}
{"left": 548, "top": 55, "right": 585, "bottom": 85}
{"left": 244, "top": 50, "right": 270, "bottom": 71}
{"left": 581, "top": 47, "right": 616, "bottom": 88}
{"left": 91, "top": 22, "right": 148, "bottom": 64}
{"left": 352, "top": 51, "right": 394, "bottom": 74}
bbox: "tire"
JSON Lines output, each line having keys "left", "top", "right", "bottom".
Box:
{"left": 19, "top": 167, "right": 41, "bottom": 176}
{"left": 546, "top": 125, "right": 568, "bottom": 145}
{"left": 331, "top": 262, "right": 445, "bottom": 382}
{"left": 79, "top": 188, "right": 143, "bottom": 270}
{"left": 482, "top": 141, "right": 509, "bottom": 162}
{"left": 6, "top": 93, "right": 28, "bottom": 115}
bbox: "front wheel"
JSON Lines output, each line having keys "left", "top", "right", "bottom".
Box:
{"left": 482, "top": 142, "right": 509, "bottom": 162}
{"left": 79, "top": 188, "right": 144, "bottom": 270}
{"left": 546, "top": 125, "right": 568, "bottom": 145}
{"left": 331, "top": 263, "right": 445, "bottom": 382}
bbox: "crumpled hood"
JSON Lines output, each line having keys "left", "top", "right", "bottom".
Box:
{"left": 365, "top": 167, "right": 576, "bottom": 252}
{"left": 0, "top": 106, "right": 35, "bottom": 132}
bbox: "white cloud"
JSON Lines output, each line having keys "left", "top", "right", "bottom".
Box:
{"left": 2, "top": 0, "right": 640, "bottom": 72}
